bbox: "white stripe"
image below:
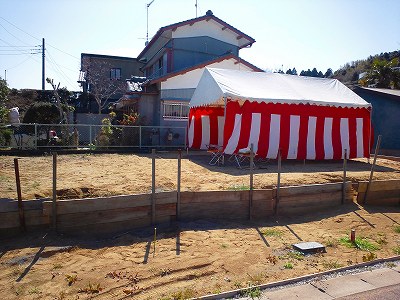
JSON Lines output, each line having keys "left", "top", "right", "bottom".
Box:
{"left": 307, "top": 116, "right": 317, "bottom": 159}
{"left": 188, "top": 115, "right": 195, "bottom": 148}
{"left": 356, "top": 118, "right": 364, "bottom": 158}
{"left": 200, "top": 115, "right": 210, "bottom": 150}
{"left": 217, "top": 116, "right": 225, "bottom": 147}
{"left": 224, "top": 114, "right": 242, "bottom": 154}
{"left": 267, "top": 114, "right": 280, "bottom": 159}
{"left": 324, "top": 118, "right": 333, "bottom": 159}
{"left": 340, "top": 118, "right": 350, "bottom": 158}
{"left": 287, "top": 115, "right": 300, "bottom": 159}
{"left": 248, "top": 113, "right": 261, "bottom": 154}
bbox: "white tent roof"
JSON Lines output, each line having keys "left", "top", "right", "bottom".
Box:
{"left": 190, "top": 68, "right": 371, "bottom": 108}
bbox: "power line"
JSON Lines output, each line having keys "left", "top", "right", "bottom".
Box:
{"left": 46, "top": 49, "right": 77, "bottom": 88}
{"left": 0, "top": 16, "right": 80, "bottom": 61}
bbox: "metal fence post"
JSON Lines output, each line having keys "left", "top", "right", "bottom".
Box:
{"left": 139, "top": 126, "right": 142, "bottom": 149}
{"left": 89, "top": 124, "right": 92, "bottom": 146}
{"left": 34, "top": 123, "right": 38, "bottom": 150}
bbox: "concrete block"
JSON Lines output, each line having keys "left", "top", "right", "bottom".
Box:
{"left": 312, "top": 275, "right": 375, "bottom": 298}
{"left": 354, "top": 268, "right": 400, "bottom": 288}
{"left": 260, "top": 284, "right": 333, "bottom": 300}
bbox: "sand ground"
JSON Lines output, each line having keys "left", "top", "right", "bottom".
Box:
{"left": 1, "top": 152, "right": 400, "bottom": 299}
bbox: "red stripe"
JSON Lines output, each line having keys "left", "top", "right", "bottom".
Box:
{"left": 297, "top": 115, "right": 309, "bottom": 159}
{"left": 209, "top": 114, "right": 219, "bottom": 145}
{"left": 257, "top": 109, "right": 271, "bottom": 158}
{"left": 315, "top": 117, "right": 325, "bottom": 160}
{"left": 363, "top": 117, "right": 371, "bottom": 157}
{"left": 348, "top": 118, "right": 357, "bottom": 158}
{"left": 235, "top": 101, "right": 252, "bottom": 153}
{"left": 279, "top": 114, "right": 290, "bottom": 159}
{"left": 332, "top": 118, "right": 342, "bottom": 159}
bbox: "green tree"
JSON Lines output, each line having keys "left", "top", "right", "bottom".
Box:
{"left": 0, "top": 77, "right": 10, "bottom": 123}
{"left": 364, "top": 58, "right": 400, "bottom": 88}
{"left": 324, "top": 68, "right": 333, "bottom": 78}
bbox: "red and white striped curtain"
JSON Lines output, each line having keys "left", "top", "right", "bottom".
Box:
{"left": 188, "top": 106, "right": 225, "bottom": 149}
{"left": 189, "top": 100, "right": 372, "bottom": 159}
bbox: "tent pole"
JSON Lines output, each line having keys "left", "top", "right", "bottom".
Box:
{"left": 222, "top": 96, "right": 227, "bottom": 164}
{"left": 368, "top": 107, "right": 372, "bottom": 164}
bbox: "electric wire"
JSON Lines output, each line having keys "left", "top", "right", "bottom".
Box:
{"left": 46, "top": 49, "right": 78, "bottom": 88}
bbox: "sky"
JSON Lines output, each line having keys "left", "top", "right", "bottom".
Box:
{"left": 0, "top": 0, "right": 399, "bottom": 91}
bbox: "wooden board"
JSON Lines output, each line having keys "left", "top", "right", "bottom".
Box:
{"left": 43, "top": 192, "right": 176, "bottom": 216}
{"left": 0, "top": 198, "right": 47, "bottom": 213}
{"left": 0, "top": 209, "right": 49, "bottom": 229}
{"left": 181, "top": 190, "right": 247, "bottom": 204}
{"left": 278, "top": 182, "right": 351, "bottom": 197}
{"left": 358, "top": 180, "right": 400, "bottom": 193}
{"left": 278, "top": 191, "right": 349, "bottom": 206}
{"left": 358, "top": 190, "right": 400, "bottom": 205}
{"left": 180, "top": 201, "right": 248, "bottom": 220}
{"left": 55, "top": 203, "right": 176, "bottom": 228}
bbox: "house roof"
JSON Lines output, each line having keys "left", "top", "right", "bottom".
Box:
{"left": 81, "top": 53, "right": 137, "bottom": 61}
{"left": 149, "top": 53, "right": 263, "bottom": 84}
{"left": 190, "top": 68, "right": 371, "bottom": 109}
{"left": 358, "top": 87, "right": 400, "bottom": 98}
{"left": 137, "top": 12, "right": 255, "bottom": 60}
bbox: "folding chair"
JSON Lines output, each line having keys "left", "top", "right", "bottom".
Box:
{"left": 233, "top": 147, "right": 256, "bottom": 169}
{"left": 207, "top": 144, "right": 224, "bottom": 166}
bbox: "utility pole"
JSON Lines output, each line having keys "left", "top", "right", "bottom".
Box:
{"left": 4, "top": 70, "right": 6, "bottom": 81}
{"left": 146, "top": 0, "right": 155, "bottom": 46}
{"left": 195, "top": 0, "right": 198, "bottom": 17}
{"left": 42, "top": 38, "right": 45, "bottom": 91}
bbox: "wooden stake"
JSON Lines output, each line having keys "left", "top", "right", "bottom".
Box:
{"left": 249, "top": 143, "right": 254, "bottom": 220}
{"left": 52, "top": 152, "right": 57, "bottom": 231}
{"left": 342, "top": 149, "right": 347, "bottom": 204}
{"left": 13, "top": 158, "right": 26, "bottom": 232}
{"left": 151, "top": 149, "right": 156, "bottom": 225}
{"left": 275, "top": 149, "right": 282, "bottom": 215}
{"left": 177, "top": 149, "right": 181, "bottom": 221}
{"left": 153, "top": 227, "right": 157, "bottom": 257}
{"left": 364, "top": 135, "right": 382, "bottom": 204}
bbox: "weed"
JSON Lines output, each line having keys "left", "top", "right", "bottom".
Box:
{"left": 362, "top": 252, "right": 377, "bottom": 262}
{"left": 234, "top": 281, "right": 243, "bottom": 289}
{"left": 261, "top": 228, "right": 283, "bottom": 238}
{"left": 228, "top": 184, "right": 250, "bottom": 191}
{"left": 170, "top": 287, "right": 196, "bottom": 300}
{"left": 325, "top": 238, "right": 337, "bottom": 247}
{"left": 247, "top": 272, "right": 265, "bottom": 285}
{"left": 221, "top": 243, "right": 228, "bottom": 249}
{"left": 78, "top": 282, "right": 102, "bottom": 294}
{"left": 52, "top": 263, "right": 63, "bottom": 270}
{"left": 339, "top": 236, "right": 379, "bottom": 251}
{"left": 213, "top": 283, "right": 222, "bottom": 294}
{"left": 279, "top": 250, "right": 304, "bottom": 261}
{"left": 11, "top": 266, "right": 23, "bottom": 277}
{"left": 394, "top": 226, "right": 400, "bottom": 234}
{"left": 386, "top": 262, "right": 397, "bottom": 268}
{"left": 28, "top": 286, "right": 41, "bottom": 295}
{"left": 55, "top": 291, "right": 66, "bottom": 300}
{"left": 393, "top": 246, "right": 400, "bottom": 255}
{"left": 376, "top": 233, "right": 388, "bottom": 245}
{"left": 65, "top": 274, "right": 77, "bottom": 286}
{"left": 265, "top": 254, "right": 278, "bottom": 265}
{"left": 322, "top": 260, "right": 343, "bottom": 269}
{"left": 240, "top": 285, "right": 261, "bottom": 299}
{"left": 283, "top": 262, "right": 293, "bottom": 269}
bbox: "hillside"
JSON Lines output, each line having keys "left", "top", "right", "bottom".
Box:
{"left": 333, "top": 50, "right": 400, "bottom": 86}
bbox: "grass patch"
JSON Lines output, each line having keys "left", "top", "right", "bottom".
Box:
{"left": 322, "top": 260, "right": 343, "bottom": 269}
{"left": 170, "top": 287, "right": 196, "bottom": 300}
{"left": 279, "top": 250, "right": 304, "bottom": 261}
{"left": 260, "top": 228, "right": 283, "bottom": 238}
{"left": 240, "top": 285, "right": 261, "bottom": 299}
{"left": 393, "top": 246, "right": 400, "bottom": 255}
{"left": 339, "top": 236, "right": 379, "bottom": 251}
{"left": 394, "top": 226, "right": 400, "bottom": 234}
{"left": 325, "top": 238, "right": 338, "bottom": 248}
{"left": 283, "top": 262, "right": 293, "bottom": 269}
{"left": 227, "top": 184, "right": 250, "bottom": 191}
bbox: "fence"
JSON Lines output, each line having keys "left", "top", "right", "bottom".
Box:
{"left": 0, "top": 123, "right": 187, "bottom": 150}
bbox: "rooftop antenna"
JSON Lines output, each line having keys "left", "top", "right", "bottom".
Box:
{"left": 195, "top": 0, "right": 198, "bottom": 17}
{"left": 146, "top": 0, "right": 155, "bottom": 46}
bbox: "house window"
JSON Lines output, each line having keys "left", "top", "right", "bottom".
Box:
{"left": 110, "top": 68, "right": 121, "bottom": 80}
{"left": 163, "top": 101, "right": 189, "bottom": 120}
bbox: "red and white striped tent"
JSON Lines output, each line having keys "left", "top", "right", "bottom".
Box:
{"left": 188, "top": 68, "right": 372, "bottom": 160}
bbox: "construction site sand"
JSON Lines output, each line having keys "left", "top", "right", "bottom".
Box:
{"left": 1, "top": 153, "right": 400, "bottom": 299}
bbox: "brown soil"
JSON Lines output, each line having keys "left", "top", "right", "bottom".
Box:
{"left": 1, "top": 152, "right": 400, "bottom": 299}
{"left": 1, "top": 152, "right": 400, "bottom": 200}
{"left": 1, "top": 207, "right": 400, "bottom": 299}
